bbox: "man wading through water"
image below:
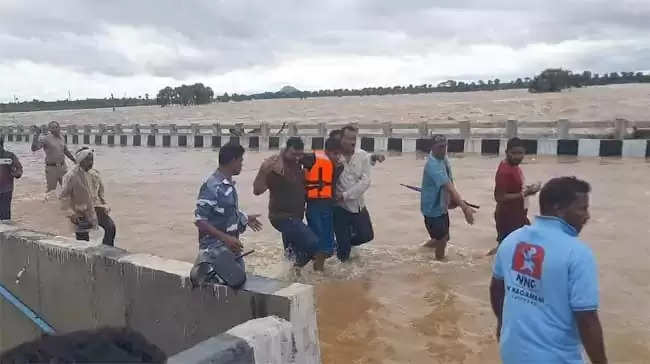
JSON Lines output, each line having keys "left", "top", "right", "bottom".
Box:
{"left": 0, "top": 138, "right": 23, "bottom": 220}
{"left": 32, "top": 121, "right": 76, "bottom": 193}
{"left": 491, "top": 177, "right": 607, "bottom": 364}
{"left": 489, "top": 137, "right": 541, "bottom": 256}
{"left": 420, "top": 134, "right": 475, "bottom": 260}
{"left": 305, "top": 137, "right": 344, "bottom": 270}
{"left": 331, "top": 125, "right": 377, "bottom": 262}
{"left": 254, "top": 137, "right": 318, "bottom": 272}
{"left": 60, "top": 147, "right": 116, "bottom": 246}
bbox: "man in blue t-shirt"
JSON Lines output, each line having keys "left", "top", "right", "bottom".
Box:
{"left": 490, "top": 176, "right": 607, "bottom": 364}
{"left": 420, "top": 134, "right": 475, "bottom": 260}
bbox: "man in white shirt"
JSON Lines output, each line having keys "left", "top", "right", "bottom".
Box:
{"left": 333, "top": 125, "right": 375, "bottom": 261}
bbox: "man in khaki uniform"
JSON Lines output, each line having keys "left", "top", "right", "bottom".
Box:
{"left": 31, "top": 121, "right": 76, "bottom": 192}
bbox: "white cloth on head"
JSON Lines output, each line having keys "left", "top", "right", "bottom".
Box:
{"left": 75, "top": 148, "right": 93, "bottom": 164}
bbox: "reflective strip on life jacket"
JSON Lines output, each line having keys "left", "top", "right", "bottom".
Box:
{"left": 305, "top": 150, "right": 333, "bottom": 199}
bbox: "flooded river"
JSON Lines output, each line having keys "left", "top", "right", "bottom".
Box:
{"left": 6, "top": 142, "right": 650, "bottom": 363}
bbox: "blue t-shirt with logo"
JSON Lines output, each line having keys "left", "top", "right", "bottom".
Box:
{"left": 420, "top": 155, "right": 452, "bottom": 217}
{"left": 492, "top": 216, "right": 599, "bottom": 364}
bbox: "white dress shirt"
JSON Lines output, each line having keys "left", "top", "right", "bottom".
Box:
{"left": 336, "top": 150, "right": 371, "bottom": 213}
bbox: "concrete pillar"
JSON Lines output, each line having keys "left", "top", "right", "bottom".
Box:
{"left": 615, "top": 118, "right": 628, "bottom": 140}
{"left": 66, "top": 125, "right": 77, "bottom": 144}
{"left": 318, "top": 122, "right": 327, "bottom": 137}
{"left": 558, "top": 119, "right": 570, "bottom": 139}
{"left": 187, "top": 123, "right": 200, "bottom": 148}
{"left": 288, "top": 123, "right": 298, "bottom": 137}
{"left": 382, "top": 122, "right": 393, "bottom": 138}
{"left": 150, "top": 123, "right": 158, "bottom": 147}
{"left": 459, "top": 120, "right": 471, "bottom": 140}
{"left": 260, "top": 123, "right": 270, "bottom": 151}
{"left": 506, "top": 119, "right": 518, "bottom": 138}
{"left": 133, "top": 124, "right": 141, "bottom": 147}
{"left": 418, "top": 121, "right": 429, "bottom": 138}
{"left": 169, "top": 124, "right": 178, "bottom": 147}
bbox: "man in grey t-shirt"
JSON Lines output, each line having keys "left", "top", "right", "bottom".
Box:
{"left": 31, "top": 121, "right": 76, "bottom": 192}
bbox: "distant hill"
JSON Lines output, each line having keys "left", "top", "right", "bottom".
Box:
{"left": 279, "top": 85, "right": 300, "bottom": 94}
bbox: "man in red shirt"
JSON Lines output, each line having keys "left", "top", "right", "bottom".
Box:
{"left": 489, "top": 137, "right": 540, "bottom": 256}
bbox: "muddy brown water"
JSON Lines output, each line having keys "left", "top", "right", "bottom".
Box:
{"left": 4, "top": 142, "right": 649, "bottom": 363}
{"left": 3, "top": 84, "right": 650, "bottom": 127}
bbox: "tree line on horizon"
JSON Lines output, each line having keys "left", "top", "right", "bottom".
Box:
{"left": 2, "top": 69, "right": 650, "bottom": 113}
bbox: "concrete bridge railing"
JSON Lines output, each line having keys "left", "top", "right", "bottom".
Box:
{"left": 1, "top": 119, "right": 649, "bottom": 158}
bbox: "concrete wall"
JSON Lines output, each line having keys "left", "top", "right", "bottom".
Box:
{"left": 0, "top": 223, "right": 320, "bottom": 362}
{"left": 168, "top": 316, "right": 298, "bottom": 364}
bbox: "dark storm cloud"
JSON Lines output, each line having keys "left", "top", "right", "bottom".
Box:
{"left": 1, "top": 0, "right": 649, "bottom": 79}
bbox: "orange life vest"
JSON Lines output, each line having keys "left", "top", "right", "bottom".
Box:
{"left": 305, "top": 151, "right": 334, "bottom": 199}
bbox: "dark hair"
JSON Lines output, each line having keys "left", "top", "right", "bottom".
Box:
{"left": 0, "top": 327, "right": 166, "bottom": 363}
{"left": 219, "top": 142, "right": 245, "bottom": 165}
{"left": 325, "top": 137, "right": 342, "bottom": 152}
{"left": 286, "top": 137, "right": 304, "bottom": 151}
{"left": 506, "top": 137, "right": 525, "bottom": 151}
{"left": 329, "top": 129, "right": 343, "bottom": 139}
{"left": 342, "top": 125, "right": 358, "bottom": 134}
{"left": 539, "top": 177, "right": 591, "bottom": 214}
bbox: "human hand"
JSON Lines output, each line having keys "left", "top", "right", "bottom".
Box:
{"left": 372, "top": 154, "right": 386, "bottom": 163}
{"left": 247, "top": 214, "right": 263, "bottom": 232}
{"left": 524, "top": 183, "right": 541, "bottom": 196}
{"left": 223, "top": 235, "right": 244, "bottom": 254}
{"left": 462, "top": 204, "right": 476, "bottom": 225}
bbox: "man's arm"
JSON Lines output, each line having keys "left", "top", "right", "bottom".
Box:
{"left": 11, "top": 155, "right": 23, "bottom": 179}
{"left": 97, "top": 175, "right": 107, "bottom": 205}
{"left": 341, "top": 154, "right": 371, "bottom": 201}
{"left": 489, "top": 277, "right": 505, "bottom": 341}
{"left": 31, "top": 132, "right": 44, "bottom": 152}
{"left": 575, "top": 311, "right": 607, "bottom": 364}
{"left": 195, "top": 220, "right": 243, "bottom": 253}
{"left": 63, "top": 145, "right": 76, "bottom": 163}
{"left": 253, "top": 159, "right": 274, "bottom": 196}
{"left": 444, "top": 182, "right": 475, "bottom": 224}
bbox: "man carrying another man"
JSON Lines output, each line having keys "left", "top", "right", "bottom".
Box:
{"left": 332, "top": 125, "right": 376, "bottom": 262}
{"left": 60, "top": 147, "right": 116, "bottom": 246}
{"left": 32, "top": 121, "right": 76, "bottom": 193}
{"left": 420, "top": 134, "right": 475, "bottom": 260}
{"left": 254, "top": 137, "right": 318, "bottom": 271}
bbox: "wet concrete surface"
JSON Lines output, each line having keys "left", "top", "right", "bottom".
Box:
{"left": 5, "top": 143, "right": 650, "bottom": 363}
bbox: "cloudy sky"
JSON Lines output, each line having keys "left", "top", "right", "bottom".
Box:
{"left": 2, "top": 0, "right": 650, "bottom": 102}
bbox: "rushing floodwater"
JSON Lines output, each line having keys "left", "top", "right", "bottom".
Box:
{"left": 5, "top": 142, "right": 650, "bottom": 363}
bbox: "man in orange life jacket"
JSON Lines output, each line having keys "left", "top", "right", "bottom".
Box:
{"left": 305, "top": 137, "right": 344, "bottom": 271}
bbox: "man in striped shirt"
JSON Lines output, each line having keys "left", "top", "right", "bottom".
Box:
{"left": 194, "top": 143, "right": 262, "bottom": 278}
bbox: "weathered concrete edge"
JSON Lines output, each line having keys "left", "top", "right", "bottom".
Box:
{"left": 274, "top": 283, "right": 321, "bottom": 364}
{"left": 166, "top": 332, "right": 254, "bottom": 364}
{"left": 168, "top": 316, "right": 297, "bottom": 364}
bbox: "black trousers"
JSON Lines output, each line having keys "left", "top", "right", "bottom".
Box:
{"left": 0, "top": 191, "right": 13, "bottom": 220}
{"left": 333, "top": 206, "right": 374, "bottom": 261}
{"left": 76, "top": 208, "right": 116, "bottom": 246}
